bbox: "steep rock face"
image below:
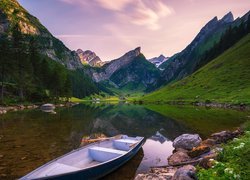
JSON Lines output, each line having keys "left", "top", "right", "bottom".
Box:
{"left": 159, "top": 11, "right": 235, "bottom": 84}
{"left": 76, "top": 49, "right": 104, "bottom": 67}
{"left": 148, "top": 54, "right": 169, "bottom": 68}
{"left": 0, "top": 0, "right": 82, "bottom": 70}
{"left": 85, "top": 47, "right": 160, "bottom": 90}
{"left": 89, "top": 47, "right": 141, "bottom": 82}
{"left": 110, "top": 54, "right": 161, "bottom": 89}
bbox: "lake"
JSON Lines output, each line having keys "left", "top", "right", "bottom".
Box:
{"left": 0, "top": 103, "right": 249, "bottom": 179}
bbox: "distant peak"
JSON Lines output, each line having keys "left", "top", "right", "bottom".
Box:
{"left": 134, "top": 47, "right": 141, "bottom": 53}
{"left": 76, "top": 49, "right": 83, "bottom": 53}
{"left": 159, "top": 54, "right": 166, "bottom": 58}
{"left": 221, "top": 11, "right": 234, "bottom": 23}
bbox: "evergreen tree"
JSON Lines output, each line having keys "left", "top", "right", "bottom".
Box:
{"left": 0, "top": 35, "right": 11, "bottom": 103}
{"left": 247, "top": 14, "right": 250, "bottom": 33}
{"left": 12, "top": 24, "right": 33, "bottom": 100}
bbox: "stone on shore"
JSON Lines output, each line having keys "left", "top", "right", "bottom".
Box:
{"left": 172, "top": 165, "right": 197, "bottom": 180}
{"left": 210, "top": 130, "right": 242, "bottom": 144}
{"left": 198, "top": 152, "right": 218, "bottom": 169}
{"left": 168, "top": 151, "right": 191, "bottom": 166}
{"left": 173, "top": 134, "right": 202, "bottom": 150}
{"left": 188, "top": 145, "right": 210, "bottom": 158}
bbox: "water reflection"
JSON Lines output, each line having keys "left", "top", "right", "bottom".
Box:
{"left": 0, "top": 103, "right": 248, "bottom": 179}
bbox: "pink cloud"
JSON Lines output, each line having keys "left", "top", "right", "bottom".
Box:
{"left": 58, "top": 0, "right": 174, "bottom": 30}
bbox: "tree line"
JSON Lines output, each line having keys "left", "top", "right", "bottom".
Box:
{"left": 0, "top": 24, "right": 99, "bottom": 104}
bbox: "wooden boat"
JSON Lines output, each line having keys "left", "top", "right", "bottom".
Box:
{"left": 20, "top": 135, "right": 144, "bottom": 180}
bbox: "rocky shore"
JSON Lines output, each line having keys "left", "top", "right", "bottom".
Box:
{"left": 0, "top": 104, "right": 38, "bottom": 115}
{"left": 135, "top": 129, "right": 243, "bottom": 180}
{"left": 0, "top": 102, "right": 78, "bottom": 115}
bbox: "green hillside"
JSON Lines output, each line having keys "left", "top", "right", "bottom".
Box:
{"left": 141, "top": 33, "right": 250, "bottom": 105}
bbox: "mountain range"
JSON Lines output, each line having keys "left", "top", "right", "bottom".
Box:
{"left": 0, "top": 0, "right": 249, "bottom": 102}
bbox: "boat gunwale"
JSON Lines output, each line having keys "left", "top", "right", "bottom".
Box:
{"left": 21, "top": 136, "right": 144, "bottom": 180}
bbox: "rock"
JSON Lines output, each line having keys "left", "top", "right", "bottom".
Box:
{"left": 201, "top": 138, "right": 216, "bottom": 147}
{"left": 135, "top": 173, "right": 172, "bottom": 180}
{"left": 151, "top": 167, "right": 177, "bottom": 177}
{"left": 173, "top": 148, "right": 189, "bottom": 154}
{"left": 210, "top": 130, "right": 241, "bottom": 144}
{"left": 21, "top": 156, "right": 27, "bottom": 160}
{"left": 188, "top": 145, "right": 210, "bottom": 158}
{"left": 168, "top": 151, "right": 191, "bottom": 166}
{"left": 173, "top": 134, "right": 202, "bottom": 150}
{"left": 0, "top": 154, "right": 3, "bottom": 158}
{"left": 172, "top": 165, "right": 197, "bottom": 180}
{"left": 198, "top": 153, "right": 218, "bottom": 169}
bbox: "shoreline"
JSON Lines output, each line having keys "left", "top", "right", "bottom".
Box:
{"left": 0, "top": 102, "right": 78, "bottom": 115}
{"left": 135, "top": 128, "right": 245, "bottom": 179}
{"left": 132, "top": 100, "right": 250, "bottom": 111}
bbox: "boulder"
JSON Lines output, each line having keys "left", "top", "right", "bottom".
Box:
{"left": 188, "top": 145, "right": 210, "bottom": 158}
{"left": 172, "top": 165, "right": 197, "bottom": 180}
{"left": 210, "top": 130, "right": 241, "bottom": 144}
{"left": 173, "top": 134, "right": 202, "bottom": 150}
{"left": 201, "top": 138, "right": 216, "bottom": 147}
{"left": 198, "top": 152, "right": 218, "bottom": 169}
{"left": 173, "top": 148, "right": 188, "bottom": 154}
{"left": 168, "top": 151, "right": 191, "bottom": 166}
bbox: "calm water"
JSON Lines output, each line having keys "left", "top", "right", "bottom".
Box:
{"left": 0, "top": 103, "right": 249, "bottom": 179}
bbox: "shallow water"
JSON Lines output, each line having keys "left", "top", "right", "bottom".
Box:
{"left": 0, "top": 103, "right": 249, "bottom": 179}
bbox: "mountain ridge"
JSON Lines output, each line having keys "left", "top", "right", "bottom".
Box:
{"left": 158, "top": 11, "right": 246, "bottom": 86}
{"left": 0, "top": 0, "right": 82, "bottom": 70}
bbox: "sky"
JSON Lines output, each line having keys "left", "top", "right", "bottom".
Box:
{"left": 18, "top": 0, "right": 250, "bottom": 61}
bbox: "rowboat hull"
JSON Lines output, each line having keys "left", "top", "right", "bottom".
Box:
{"left": 21, "top": 136, "right": 144, "bottom": 180}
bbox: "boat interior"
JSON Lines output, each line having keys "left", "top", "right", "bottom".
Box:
{"left": 24, "top": 135, "right": 142, "bottom": 179}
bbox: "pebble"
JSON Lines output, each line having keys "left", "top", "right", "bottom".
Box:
{"left": 21, "top": 157, "right": 27, "bottom": 160}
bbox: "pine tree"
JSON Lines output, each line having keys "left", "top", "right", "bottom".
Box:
{"left": 247, "top": 14, "right": 250, "bottom": 33}
{"left": 0, "top": 35, "right": 11, "bottom": 103}
{"left": 12, "top": 24, "right": 33, "bottom": 100}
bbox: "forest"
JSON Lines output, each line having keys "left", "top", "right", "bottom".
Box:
{"left": 0, "top": 24, "right": 99, "bottom": 104}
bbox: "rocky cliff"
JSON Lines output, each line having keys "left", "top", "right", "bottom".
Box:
{"left": 76, "top": 49, "right": 104, "bottom": 67}
{"left": 0, "top": 0, "right": 82, "bottom": 70}
{"left": 88, "top": 47, "right": 141, "bottom": 82}
{"left": 84, "top": 47, "right": 160, "bottom": 91}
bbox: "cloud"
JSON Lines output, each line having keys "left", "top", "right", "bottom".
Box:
{"left": 95, "top": 0, "right": 133, "bottom": 11}
{"left": 128, "top": 0, "right": 173, "bottom": 30}
{"left": 58, "top": 0, "right": 174, "bottom": 30}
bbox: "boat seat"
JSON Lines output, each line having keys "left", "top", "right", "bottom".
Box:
{"left": 89, "top": 147, "right": 127, "bottom": 162}
{"left": 114, "top": 139, "right": 138, "bottom": 143}
{"left": 113, "top": 139, "right": 139, "bottom": 151}
{"left": 32, "top": 162, "right": 80, "bottom": 178}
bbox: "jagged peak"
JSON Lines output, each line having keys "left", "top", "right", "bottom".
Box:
{"left": 121, "top": 47, "right": 141, "bottom": 59}
{"left": 220, "top": 11, "right": 234, "bottom": 23}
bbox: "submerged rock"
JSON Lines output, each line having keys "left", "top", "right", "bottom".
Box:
{"left": 168, "top": 151, "right": 191, "bottom": 166}
{"left": 135, "top": 173, "right": 172, "bottom": 180}
{"left": 173, "top": 134, "right": 202, "bottom": 150}
{"left": 172, "top": 165, "right": 197, "bottom": 180}
{"left": 135, "top": 167, "right": 177, "bottom": 180}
